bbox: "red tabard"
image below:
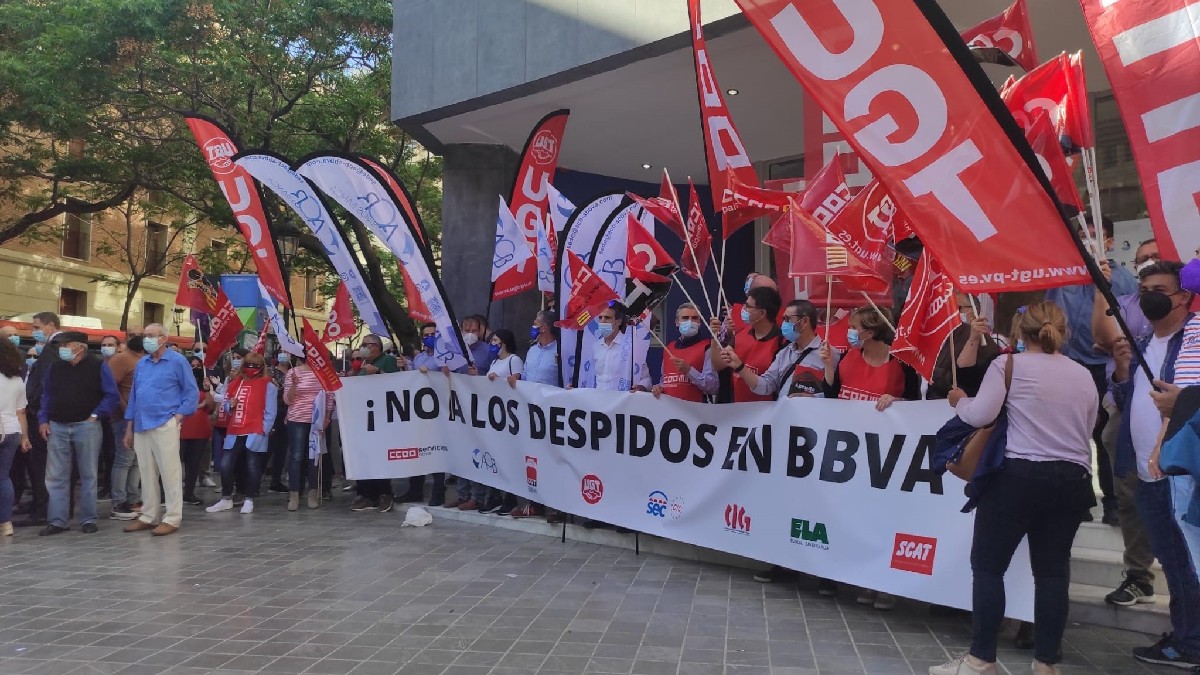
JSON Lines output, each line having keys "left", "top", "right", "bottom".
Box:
{"left": 227, "top": 377, "right": 269, "bottom": 436}
{"left": 180, "top": 392, "right": 212, "bottom": 440}
{"left": 836, "top": 350, "right": 905, "bottom": 402}
{"left": 732, "top": 327, "right": 784, "bottom": 403}
{"left": 660, "top": 339, "right": 710, "bottom": 403}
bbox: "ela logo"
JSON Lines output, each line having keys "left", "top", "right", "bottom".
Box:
{"left": 581, "top": 474, "right": 604, "bottom": 505}
{"left": 724, "top": 504, "right": 751, "bottom": 535}
{"left": 891, "top": 534, "right": 937, "bottom": 576}
{"left": 789, "top": 518, "right": 830, "bottom": 550}
{"left": 525, "top": 456, "right": 538, "bottom": 493}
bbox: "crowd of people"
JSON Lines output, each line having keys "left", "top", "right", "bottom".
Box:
{"left": 2, "top": 216, "right": 1200, "bottom": 675}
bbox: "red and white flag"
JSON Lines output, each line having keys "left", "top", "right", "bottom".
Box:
{"left": 494, "top": 110, "right": 570, "bottom": 300}
{"left": 682, "top": 180, "right": 713, "bottom": 279}
{"left": 400, "top": 266, "right": 433, "bottom": 323}
{"left": 687, "top": 0, "right": 760, "bottom": 238}
{"left": 803, "top": 91, "right": 874, "bottom": 194}
{"left": 175, "top": 255, "right": 225, "bottom": 315}
{"left": 555, "top": 250, "right": 620, "bottom": 330}
{"left": 206, "top": 298, "right": 243, "bottom": 369}
{"left": 823, "top": 181, "right": 898, "bottom": 294}
{"left": 721, "top": 167, "right": 791, "bottom": 225}
{"left": 891, "top": 253, "right": 959, "bottom": 381}
{"left": 959, "top": 0, "right": 1040, "bottom": 72}
{"left": 626, "top": 213, "right": 677, "bottom": 282}
{"left": 1002, "top": 52, "right": 1094, "bottom": 152}
{"left": 1026, "top": 115, "right": 1083, "bottom": 212}
{"left": 1079, "top": 0, "right": 1200, "bottom": 263}
{"left": 184, "top": 116, "right": 290, "bottom": 308}
{"left": 733, "top": 0, "right": 1089, "bottom": 293}
{"left": 321, "top": 282, "right": 356, "bottom": 343}
{"left": 626, "top": 170, "right": 685, "bottom": 239}
{"left": 302, "top": 318, "right": 343, "bottom": 392}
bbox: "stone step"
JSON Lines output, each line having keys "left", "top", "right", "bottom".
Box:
{"left": 1071, "top": 546, "right": 1167, "bottom": 596}
{"left": 1068, "top": 582, "right": 1171, "bottom": 637}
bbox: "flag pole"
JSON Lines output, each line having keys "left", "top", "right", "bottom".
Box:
{"left": 860, "top": 291, "right": 896, "bottom": 333}
{"left": 683, "top": 176, "right": 718, "bottom": 319}
{"left": 968, "top": 294, "right": 989, "bottom": 346}
{"left": 824, "top": 274, "right": 834, "bottom": 343}
{"left": 672, "top": 274, "right": 713, "bottom": 329}
{"left": 1080, "top": 147, "right": 1109, "bottom": 260}
{"left": 949, "top": 328, "right": 959, "bottom": 390}
{"left": 649, "top": 331, "right": 677, "bottom": 361}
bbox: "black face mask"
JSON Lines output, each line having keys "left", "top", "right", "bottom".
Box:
{"left": 1139, "top": 291, "right": 1175, "bottom": 322}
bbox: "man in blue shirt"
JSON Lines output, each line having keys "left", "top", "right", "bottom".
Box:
{"left": 407, "top": 323, "right": 446, "bottom": 506}
{"left": 37, "top": 331, "right": 120, "bottom": 535}
{"left": 122, "top": 323, "right": 199, "bottom": 537}
{"left": 1044, "top": 215, "right": 1137, "bottom": 526}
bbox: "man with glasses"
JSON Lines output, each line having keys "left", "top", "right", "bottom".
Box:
{"left": 350, "top": 334, "right": 401, "bottom": 513}
{"left": 710, "top": 286, "right": 785, "bottom": 403}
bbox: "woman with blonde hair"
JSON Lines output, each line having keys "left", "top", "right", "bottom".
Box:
{"left": 931, "top": 302, "right": 1098, "bottom": 675}
{"left": 206, "top": 352, "right": 277, "bottom": 515}
{"left": 821, "top": 305, "right": 920, "bottom": 410}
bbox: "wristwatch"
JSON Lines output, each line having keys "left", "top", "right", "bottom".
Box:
{"left": 733, "top": 363, "right": 746, "bottom": 374}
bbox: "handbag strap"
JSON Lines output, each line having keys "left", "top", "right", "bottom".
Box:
{"left": 1001, "top": 353, "right": 1014, "bottom": 403}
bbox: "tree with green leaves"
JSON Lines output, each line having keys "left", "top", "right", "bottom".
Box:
{"left": 0, "top": 0, "right": 440, "bottom": 340}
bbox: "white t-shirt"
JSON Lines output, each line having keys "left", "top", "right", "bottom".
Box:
{"left": 0, "top": 373, "right": 28, "bottom": 434}
{"left": 487, "top": 354, "right": 523, "bottom": 378}
{"left": 1131, "top": 333, "right": 1170, "bottom": 481}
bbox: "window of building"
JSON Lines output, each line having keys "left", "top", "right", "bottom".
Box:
{"left": 143, "top": 301, "right": 164, "bottom": 326}
{"left": 210, "top": 239, "right": 228, "bottom": 256}
{"left": 1091, "top": 92, "right": 1147, "bottom": 221}
{"left": 303, "top": 272, "right": 320, "bottom": 309}
{"left": 61, "top": 210, "right": 91, "bottom": 261}
{"left": 59, "top": 288, "right": 86, "bottom": 317}
{"left": 146, "top": 222, "right": 168, "bottom": 276}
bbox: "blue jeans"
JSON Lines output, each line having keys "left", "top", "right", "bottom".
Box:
{"left": 109, "top": 418, "right": 140, "bottom": 504}
{"left": 1139, "top": 478, "right": 1200, "bottom": 654}
{"left": 220, "top": 436, "right": 264, "bottom": 499}
{"left": 46, "top": 419, "right": 102, "bottom": 527}
{"left": 1170, "top": 475, "right": 1200, "bottom": 569}
{"left": 285, "top": 421, "right": 314, "bottom": 493}
{"left": 0, "top": 432, "right": 19, "bottom": 523}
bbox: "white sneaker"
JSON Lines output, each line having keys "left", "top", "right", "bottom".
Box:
{"left": 1031, "top": 661, "right": 1060, "bottom": 675}
{"left": 200, "top": 476, "right": 217, "bottom": 488}
{"left": 240, "top": 499, "right": 254, "bottom": 514}
{"left": 929, "top": 653, "right": 996, "bottom": 675}
{"left": 206, "top": 499, "right": 233, "bottom": 513}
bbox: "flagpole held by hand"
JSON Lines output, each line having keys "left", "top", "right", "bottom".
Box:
{"left": 968, "top": 294, "right": 989, "bottom": 346}
{"left": 949, "top": 327, "right": 958, "bottom": 390}
{"left": 860, "top": 291, "right": 896, "bottom": 333}
{"left": 825, "top": 274, "right": 834, "bottom": 343}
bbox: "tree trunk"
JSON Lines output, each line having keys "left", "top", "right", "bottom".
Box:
{"left": 119, "top": 277, "right": 142, "bottom": 332}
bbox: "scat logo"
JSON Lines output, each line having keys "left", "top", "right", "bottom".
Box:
{"left": 581, "top": 474, "right": 604, "bottom": 505}
{"left": 890, "top": 533, "right": 937, "bottom": 576}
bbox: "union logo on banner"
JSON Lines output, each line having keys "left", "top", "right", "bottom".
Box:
{"left": 581, "top": 474, "right": 604, "bottom": 505}
{"left": 203, "top": 137, "right": 238, "bottom": 176}
{"left": 891, "top": 533, "right": 937, "bottom": 576}
{"left": 530, "top": 130, "right": 558, "bottom": 165}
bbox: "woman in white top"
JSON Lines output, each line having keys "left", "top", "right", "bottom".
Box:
{"left": 486, "top": 330, "right": 524, "bottom": 381}
{"left": 0, "top": 338, "right": 32, "bottom": 536}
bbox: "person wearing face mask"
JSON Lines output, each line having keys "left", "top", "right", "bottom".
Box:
{"left": 9, "top": 345, "right": 40, "bottom": 516}
{"left": 652, "top": 303, "right": 717, "bottom": 402}
{"left": 0, "top": 326, "right": 22, "bottom": 353}
{"left": 210, "top": 349, "right": 247, "bottom": 504}
{"left": 105, "top": 336, "right": 145, "bottom": 520}
{"left": 822, "top": 306, "right": 920, "bottom": 409}
{"left": 264, "top": 352, "right": 293, "bottom": 494}
{"left": 16, "top": 311, "right": 61, "bottom": 528}
{"left": 351, "top": 335, "right": 400, "bottom": 513}
{"left": 506, "top": 311, "right": 560, "bottom": 520}
{"left": 482, "top": 329, "right": 524, "bottom": 515}
{"left": 36, "top": 332, "right": 120, "bottom": 536}
{"left": 282, "top": 355, "right": 335, "bottom": 511}
{"left": 178, "top": 356, "right": 216, "bottom": 507}
{"left": 122, "top": 325, "right": 199, "bottom": 536}
{"left": 205, "top": 352, "right": 277, "bottom": 516}
{"left": 588, "top": 304, "right": 652, "bottom": 393}
{"left": 711, "top": 286, "right": 785, "bottom": 404}
{"left": 728, "top": 272, "right": 781, "bottom": 333}
{"left": 404, "top": 324, "right": 447, "bottom": 506}
{"left": 457, "top": 314, "right": 495, "bottom": 375}
{"left": 927, "top": 294, "right": 1006, "bottom": 401}
{"left": 95, "top": 335, "right": 122, "bottom": 501}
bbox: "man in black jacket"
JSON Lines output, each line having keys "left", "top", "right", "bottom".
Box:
{"left": 37, "top": 331, "right": 119, "bottom": 535}
{"left": 15, "top": 311, "right": 61, "bottom": 527}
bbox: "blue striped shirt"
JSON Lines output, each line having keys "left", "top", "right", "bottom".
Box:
{"left": 523, "top": 340, "right": 559, "bottom": 386}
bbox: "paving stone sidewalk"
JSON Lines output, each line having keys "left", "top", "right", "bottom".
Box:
{"left": 0, "top": 495, "right": 1170, "bottom": 675}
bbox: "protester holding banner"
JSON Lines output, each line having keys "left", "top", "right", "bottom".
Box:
{"left": 937, "top": 302, "right": 1097, "bottom": 675}
{"left": 821, "top": 307, "right": 920, "bottom": 409}
{"left": 283, "top": 359, "right": 335, "bottom": 511}
{"left": 927, "top": 295, "right": 1005, "bottom": 401}
{"left": 352, "top": 335, "right": 400, "bottom": 513}
{"left": 591, "top": 304, "right": 651, "bottom": 393}
{"left": 486, "top": 329, "right": 524, "bottom": 515}
{"left": 729, "top": 273, "right": 780, "bottom": 332}
{"left": 510, "top": 310, "right": 558, "bottom": 521}
{"left": 411, "top": 323, "right": 448, "bottom": 507}
{"left": 652, "top": 303, "right": 717, "bottom": 402}
{"left": 711, "top": 286, "right": 784, "bottom": 403}
{"left": 205, "top": 352, "right": 277, "bottom": 516}
{"left": 1111, "top": 261, "right": 1200, "bottom": 669}
{"left": 458, "top": 315, "right": 495, "bottom": 375}
{"left": 736, "top": 299, "right": 830, "bottom": 401}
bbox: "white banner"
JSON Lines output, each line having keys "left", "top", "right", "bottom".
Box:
{"left": 234, "top": 153, "right": 389, "bottom": 336}
{"left": 257, "top": 280, "right": 305, "bottom": 357}
{"left": 296, "top": 156, "right": 469, "bottom": 372}
{"left": 336, "top": 372, "right": 1037, "bottom": 619}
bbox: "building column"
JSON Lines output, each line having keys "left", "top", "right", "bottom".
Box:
{"left": 440, "top": 143, "right": 538, "bottom": 335}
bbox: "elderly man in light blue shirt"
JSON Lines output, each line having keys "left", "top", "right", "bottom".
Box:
{"left": 122, "top": 324, "right": 198, "bottom": 536}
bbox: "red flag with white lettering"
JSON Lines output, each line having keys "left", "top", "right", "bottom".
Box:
{"left": 175, "top": 255, "right": 223, "bottom": 315}
{"left": 803, "top": 92, "right": 874, "bottom": 194}
{"left": 184, "top": 115, "right": 290, "bottom": 308}
{"left": 626, "top": 170, "right": 685, "bottom": 240}
{"left": 302, "top": 318, "right": 343, "bottom": 392}
{"left": 494, "top": 110, "right": 570, "bottom": 301}
{"left": 733, "top": 0, "right": 1088, "bottom": 293}
{"left": 959, "top": 0, "right": 1040, "bottom": 72}
{"left": 321, "top": 282, "right": 356, "bottom": 343}
{"left": 824, "top": 181, "right": 898, "bottom": 294}
{"left": 682, "top": 180, "right": 713, "bottom": 279}
{"left": 1078, "top": 0, "right": 1200, "bottom": 262}
{"left": 554, "top": 250, "right": 620, "bottom": 330}
{"left": 1002, "top": 52, "right": 1094, "bottom": 152}
{"left": 1026, "top": 115, "right": 1083, "bottom": 212}
{"left": 687, "top": 0, "right": 760, "bottom": 238}
{"left": 891, "top": 253, "right": 959, "bottom": 381}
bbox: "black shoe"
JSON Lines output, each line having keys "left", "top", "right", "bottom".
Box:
{"left": 38, "top": 524, "right": 68, "bottom": 536}
{"left": 480, "top": 499, "right": 503, "bottom": 514}
{"left": 753, "top": 565, "right": 800, "bottom": 583}
{"left": 581, "top": 519, "right": 611, "bottom": 530}
{"left": 97, "top": 488, "right": 111, "bottom": 500}
{"left": 183, "top": 495, "right": 204, "bottom": 506}
{"left": 1133, "top": 633, "right": 1200, "bottom": 668}
{"left": 13, "top": 502, "right": 33, "bottom": 515}
{"left": 1080, "top": 509, "right": 1095, "bottom": 522}
{"left": 428, "top": 494, "right": 445, "bottom": 508}
{"left": 1014, "top": 621, "right": 1034, "bottom": 649}
{"left": 269, "top": 483, "right": 289, "bottom": 494}
{"left": 15, "top": 516, "right": 47, "bottom": 528}
{"left": 497, "top": 503, "right": 515, "bottom": 516}
{"left": 1106, "top": 574, "right": 1156, "bottom": 606}
{"left": 1102, "top": 503, "right": 1120, "bottom": 527}
{"left": 395, "top": 490, "right": 424, "bottom": 504}
{"left": 80, "top": 523, "right": 98, "bottom": 534}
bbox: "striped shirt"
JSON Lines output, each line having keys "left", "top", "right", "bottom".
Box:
{"left": 1175, "top": 314, "right": 1200, "bottom": 387}
{"left": 283, "top": 366, "right": 334, "bottom": 423}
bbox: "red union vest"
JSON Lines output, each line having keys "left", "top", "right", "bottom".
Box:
{"left": 227, "top": 376, "right": 269, "bottom": 436}
{"left": 660, "top": 338, "right": 710, "bottom": 402}
{"left": 836, "top": 349, "right": 905, "bottom": 402}
{"left": 732, "top": 326, "right": 784, "bottom": 403}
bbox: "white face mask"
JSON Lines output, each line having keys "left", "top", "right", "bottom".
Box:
{"left": 678, "top": 320, "right": 699, "bottom": 338}
{"left": 463, "top": 332, "right": 479, "bottom": 347}
{"left": 100, "top": 346, "right": 117, "bottom": 358}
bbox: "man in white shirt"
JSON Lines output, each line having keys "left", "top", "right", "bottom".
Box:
{"left": 589, "top": 304, "right": 650, "bottom": 393}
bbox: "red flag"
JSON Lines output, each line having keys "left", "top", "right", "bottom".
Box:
{"left": 682, "top": 179, "right": 713, "bottom": 279}
{"left": 803, "top": 92, "right": 874, "bottom": 194}
{"left": 626, "top": 170, "right": 685, "bottom": 240}
{"left": 1002, "top": 52, "right": 1094, "bottom": 151}
{"left": 824, "top": 181, "right": 896, "bottom": 294}
{"left": 891, "top": 253, "right": 959, "bottom": 381}
{"left": 800, "top": 154, "right": 853, "bottom": 224}
{"left": 494, "top": 110, "right": 570, "bottom": 301}
{"left": 250, "top": 330, "right": 268, "bottom": 356}
{"left": 320, "top": 282, "right": 355, "bottom": 343}
{"left": 301, "top": 318, "right": 343, "bottom": 392}
{"left": 626, "top": 213, "right": 677, "bottom": 282}
{"left": 733, "top": 0, "right": 1089, "bottom": 293}
{"left": 687, "top": 0, "right": 760, "bottom": 238}
{"left": 1026, "top": 115, "right": 1083, "bottom": 212}
{"left": 206, "top": 296, "right": 243, "bottom": 369}
{"left": 821, "top": 308, "right": 852, "bottom": 352}
{"left": 175, "top": 255, "right": 224, "bottom": 315}
{"left": 1079, "top": 0, "right": 1200, "bottom": 263}
{"left": 554, "top": 250, "right": 620, "bottom": 330}
{"left": 184, "top": 116, "right": 290, "bottom": 308}
{"left": 721, "top": 167, "right": 791, "bottom": 227}
{"left": 959, "top": 0, "right": 1040, "bottom": 72}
